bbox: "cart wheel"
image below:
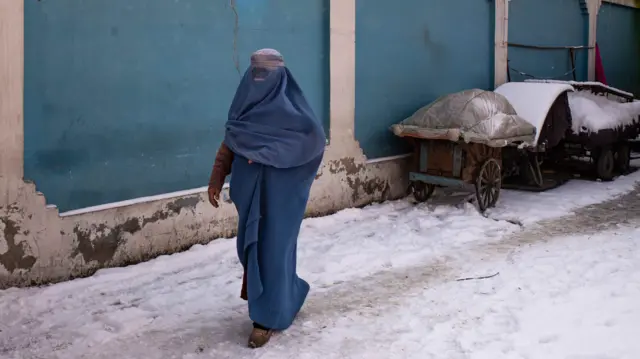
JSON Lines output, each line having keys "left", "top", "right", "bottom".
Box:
{"left": 475, "top": 158, "right": 502, "bottom": 213}
{"left": 615, "top": 143, "right": 631, "bottom": 174}
{"left": 521, "top": 154, "right": 544, "bottom": 187}
{"left": 412, "top": 181, "right": 435, "bottom": 203}
{"left": 595, "top": 148, "right": 615, "bottom": 180}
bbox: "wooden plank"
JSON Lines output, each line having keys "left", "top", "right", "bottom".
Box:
{"left": 409, "top": 172, "right": 469, "bottom": 189}
{"left": 603, "top": 0, "right": 639, "bottom": 9}
{"left": 419, "top": 142, "right": 429, "bottom": 173}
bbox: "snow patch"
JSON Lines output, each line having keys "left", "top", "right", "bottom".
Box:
{"left": 2, "top": 167, "right": 640, "bottom": 358}
{"left": 525, "top": 79, "right": 635, "bottom": 99}
{"left": 489, "top": 167, "right": 640, "bottom": 224}
{"left": 568, "top": 90, "right": 640, "bottom": 134}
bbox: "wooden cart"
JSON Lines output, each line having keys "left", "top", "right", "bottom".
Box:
{"left": 393, "top": 83, "right": 576, "bottom": 210}
{"left": 405, "top": 137, "right": 502, "bottom": 213}
{"left": 525, "top": 79, "right": 640, "bottom": 180}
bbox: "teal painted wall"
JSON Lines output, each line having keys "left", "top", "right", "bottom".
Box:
{"left": 508, "top": 0, "right": 588, "bottom": 82}
{"left": 597, "top": 3, "right": 640, "bottom": 96}
{"left": 24, "top": 0, "right": 329, "bottom": 211}
{"left": 355, "top": 0, "right": 494, "bottom": 158}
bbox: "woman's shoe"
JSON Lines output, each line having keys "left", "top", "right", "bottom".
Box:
{"left": 248, "top": 327, "right": 273, "bottom": 348}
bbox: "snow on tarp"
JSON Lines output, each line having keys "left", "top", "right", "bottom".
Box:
{"left": 390, "top": 89, "right": 536, "bottom": 147}
{"left": 568, "top": 90, "right": 640, "bottom": 134}
{"left": 495, "top": 82, "right": 574, "bottom": 146}
{"left": 525, "top": 79, "right": 634, "bottom": 99}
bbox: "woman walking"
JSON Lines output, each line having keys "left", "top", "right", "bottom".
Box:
{"left": 207, "top": 49, "right": 326, "bottom": 348}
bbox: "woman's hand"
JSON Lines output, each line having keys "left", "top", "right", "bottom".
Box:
{"left": 208, "top": 143, "right": 235, "bottom": 208}
{"left": 208, "top": 185, "right": 221, "bottom": 208}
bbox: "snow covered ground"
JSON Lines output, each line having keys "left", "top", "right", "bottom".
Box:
{"left": 2, "top": 170, "right": 640, "bottom": 359}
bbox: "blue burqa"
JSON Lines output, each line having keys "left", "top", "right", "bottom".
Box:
{"left": 225, "top": 64, "right": 326, "bottom": 330}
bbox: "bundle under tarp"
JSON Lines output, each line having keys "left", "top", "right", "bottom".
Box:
{"left": 390, "top": 89, "right": 537, "bottom": 147}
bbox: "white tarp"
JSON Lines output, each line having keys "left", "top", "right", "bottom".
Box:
{"left": 494, "top": 82, "right": 574, "bottom": 146}
{"left": 391, "top": 89, "right": 536, "bottom": 147}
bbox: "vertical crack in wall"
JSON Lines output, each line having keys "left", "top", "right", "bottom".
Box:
{"left": 230, "top": 0, "right": 241, "bottom": 75}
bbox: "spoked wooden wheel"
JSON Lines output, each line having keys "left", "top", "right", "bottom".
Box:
{"left": 412, "top": 181, "right": 435, "bottom": 203}
{"left": 475, "top": 158, "right": 502, "bottom": 213}
{"left": 523, "top": 154, "right": 544, "bottom": 188}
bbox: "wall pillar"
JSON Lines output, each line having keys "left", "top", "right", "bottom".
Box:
{"left": 329, "top": 0, "right": 361, "bottom": 156}
{"left": 0, "top": 0, "right": 25, "bottom": 206}
{"left": 587, "top": 0, "right": 602, "bottom": 81}
{"left": 494, "top": 0, "right": 509, "bottom": 87}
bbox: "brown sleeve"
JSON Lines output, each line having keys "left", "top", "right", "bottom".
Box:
{"left": 208, "top": 143, "right": 234, "bottom": 190}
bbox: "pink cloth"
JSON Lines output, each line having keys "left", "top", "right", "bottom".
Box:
{"left": 595, "top": 42, "right": 608, "bottom": 85}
